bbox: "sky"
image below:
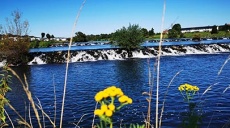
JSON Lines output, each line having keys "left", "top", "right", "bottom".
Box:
{"left": 0, "top": 0, "right": 230, "bottom": 38}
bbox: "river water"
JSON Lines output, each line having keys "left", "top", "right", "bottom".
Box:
{"left": 5, "top": 53, "right": 230, "bottom": 127}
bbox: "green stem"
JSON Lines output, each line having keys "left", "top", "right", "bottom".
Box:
{"left": 110, "top": 122, "right": 113, "bottom": 128}
{"left": 100, "top": 120, "right": 103, "bottom": 128}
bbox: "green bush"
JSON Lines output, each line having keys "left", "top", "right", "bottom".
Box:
{"left": 112, "top": 24, "right": 144, "bottom": 51}
{"left": 38, "top": 41, "right": 51, "bottom": 48}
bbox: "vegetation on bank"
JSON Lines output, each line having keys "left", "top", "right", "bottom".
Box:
{"left": 111, "top": 24, "right": 144, "bottom": 53}
{"left": 0, "top": 10, "right": 30, "bottom": 65}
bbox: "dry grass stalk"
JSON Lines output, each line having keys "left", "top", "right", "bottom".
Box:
{"left": 155, "top": 1, "right": 166, "bottom": 128}
{"left": 92, "top": 102, "right": 98, "bottom": 127}
{"left": 7, "top": 103, "right": 31, "bottom": 127}
{"left": 223, "top": 85, "right": 230, "bottom": 93}
{"left": 218, "top": 55, "right": 230, "bottom": 75}
{"left": 36, "top": 97, "right": 45, "bottom": 127}
{"left": 73, "top": 113, "right": 88, "bottom": 127}
{"left": 60, "top": 0, "right": 87, "bottom": 127}
{"left": 4, "top": 109, "right": 14, "bottom": 128}
{"left": 29, "top": 103, "right": 33, "bottom": 128}
{"left": 159, "top": 70, "right": 182, "bottom": 128}
{"left": 7, "top": 67, "right": 42, "bottom": 128}
{"left": 143, "top": 58, "right": 155, "bottom": 128}
{"left": 36, "top": 104, "right": 56, "bottom": 127}
{"left": 53, "top": 74, "right": 57, "bottom": 125}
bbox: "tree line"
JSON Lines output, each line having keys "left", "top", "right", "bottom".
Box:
{"left": 72, "top": 27, "right": 155, "bottom": 42}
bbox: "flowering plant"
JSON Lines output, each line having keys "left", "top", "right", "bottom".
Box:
{"left": 178, "top": 83, "right": 202, "bottom": 127}
{"left": 94, "top": 86, "right": 132, "bottom": 128}
{"left": 178, "top": 83, "right": 199, "bottom": 102}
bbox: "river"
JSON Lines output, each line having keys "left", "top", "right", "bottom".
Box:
{"left": 4, "top": 53, "right": 230, "bottom": 127}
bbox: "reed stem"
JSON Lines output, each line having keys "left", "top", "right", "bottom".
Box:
{"left": 156, "top": 1, "right": 166, "bottom": 128}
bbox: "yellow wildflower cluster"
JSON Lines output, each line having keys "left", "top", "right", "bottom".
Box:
{"left": 94, "top": 86, "right": 132, "bottom": 104}
{"left": 94, "top": 104, "right": 115, "bottom": 117}
{"left": 94, "top": 86, "right": 132, "bottom": 127}
{"left": 178, "top": 83, "right": 199, "bottom": 92}
{"left": 178, "top": 83, "right": 199, "bottom": 102}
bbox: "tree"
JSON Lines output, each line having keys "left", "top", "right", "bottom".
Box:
{"left": 172, "top": 24, "right": 181, "bottom": 34}
{"left": 111, "top": 24, "right": 144, "bottom": 56}
{"left": 41, "top": 32, "right": 45, "bottom": 38}
{"left": 141, "top": 28, "right": 149, "bottom": 37}
{"left": 0, "top": 10, "right": 30, "bottom": 65}
{"left": 4, "top": 10, "right": 29, "bottom": 36}
{"left": 168, "top": 29, "right": 178, "bottom": 38}
{"left": 46, "top": 33, "right": 51, "bottom": 40}
{"left": 211, "top": 25, "right": 218, "bottom": 34}
{"left": 168, "top": 24, "right": 182, "bottom": 38}
{"left": 148, "top": 28, "right": 155, "bottom": 36}
{"left": 51, "top": 34, "right": 54, "bottom": 39}
{"left": 73, "top": 31, "right": 87, "bottom": 42}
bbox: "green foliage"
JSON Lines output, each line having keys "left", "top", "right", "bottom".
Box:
{"left": 172, "top": 24, "right": 182, "bottom": 34}
{"left": 141, "top": 28, "right": 148, "bottom": 37}
{"left": 148, "top": 28, "right": 155, "bottom": 36}
{"left": 0, "top": 66, "right": 12, "bottom": 123}
{"left": 192, "top": 34, "right": 201, "bottom": 41}
{"left": 211, "top": 25, "right": 218, "bottom": 34}
{"left": 38, "top": 41, "right": 51, "bottom": 48}
{"left": 30, "top": 40, "right": 39, "bottom": 48}
{"left": 168, "top": 29, "right": 178, "bottom": 38}
{"left": 111, "top": 24, "right": 144, "bottom": 51}
{"left": 168, "top": 24, "right": 181, "bottom": 38}
{"left": 73, "top": 31, "right": 87, "bottom": 42}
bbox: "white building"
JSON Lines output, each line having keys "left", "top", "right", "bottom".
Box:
{"left": 181, "top": 26, "right": 215, "bottom": 33}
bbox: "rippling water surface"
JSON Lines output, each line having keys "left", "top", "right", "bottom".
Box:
{"left": 6, "top": 53, "right": 230, "bottom": 127}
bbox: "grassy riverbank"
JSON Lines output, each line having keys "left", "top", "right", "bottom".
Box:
{"left": 148, "top": 31, "right": 230, "bottom": 39}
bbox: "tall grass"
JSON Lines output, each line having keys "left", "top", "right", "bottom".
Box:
{"left": 60, "top": 0, "right": 87, "bottom": 127}
{"left": 155, "top": 1, "right": 166, "bottom": 128}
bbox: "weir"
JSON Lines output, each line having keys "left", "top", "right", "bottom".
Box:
{"left": 27, "top": 43, "right": 230, "bottom": 65}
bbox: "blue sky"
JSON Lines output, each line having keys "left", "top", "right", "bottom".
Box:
{"left": 0, "top": 0, "right": 229, "bottom": 37}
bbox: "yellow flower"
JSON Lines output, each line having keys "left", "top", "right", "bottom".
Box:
{"left": 109, "top": 86, "right": 117, "bottom": 91}
{"left": 193, "top": 86, "right": 199, "bottom": 91}
{"left": 101, "top": 104, "right": 108, "bottom": 112}
{"left": 127, "top": 98, "right": 133, "bottom": 104}
{"left": 108, "top": 104, "right": 115, "bottom": 111}
{"left": 105, "top": 110, "right": 113, "bottom": 117}
{"left": 95, "top": 91, "right": 104, "bottom": 102}
{"left": 102, "top": 91, "right": 109, "bottom": 98}
{"left": 115, "top": 88, "right": 124, "bottom": 97}
{"left": 94, "top": 109, "right": 103, "bottom": 116}
{"left": 118, "top": 95, "right": 128, "bottom": 103}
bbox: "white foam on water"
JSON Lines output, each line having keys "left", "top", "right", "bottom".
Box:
{"left": 28, "top": 56, "right": 46, "bottom": 65}
{"left": 132, "top": 50, "right": 151, "bottom": 58}
{"left": 0, "top": 60, "right": 7, "bottom": 67}
{"left": 71, "top": 51, "right": 96, "bottom": 62}
{"left": 185, "top": 46, "right": 206, "bottom": 54}
{"left": 101, "top": 50, "right": 124, "bottom": 60}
